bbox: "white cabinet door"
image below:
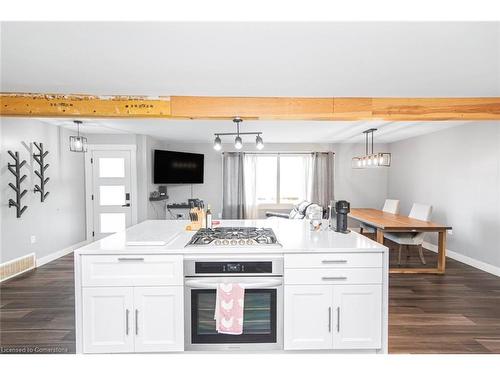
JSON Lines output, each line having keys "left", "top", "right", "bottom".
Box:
{"left": 333, "top": 285, "right": 382, "bottom": 350}
{"left": 133, "top": 287, "right": 184, "bottom": 352}
{"left": 82, "top": 287, "right": 134, "bottom": 353}
{"left": 284, "top": 285, "right": 333, "bottom": 350}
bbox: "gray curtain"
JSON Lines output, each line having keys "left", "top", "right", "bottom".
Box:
{"left": 308, "top": 152, "right": 335, "bottom": 212}
{"left": 222, "top": 152, "right": 246, "bottom": 219}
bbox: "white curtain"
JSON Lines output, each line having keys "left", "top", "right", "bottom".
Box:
{"left": 307, "top": 152, "right": 335, "bottom": 213}
{"left": 243, "top": 154, "right": 259, "bottom": 219}
{"left": 221, "top": 152, "right": 245, "bottom": 219}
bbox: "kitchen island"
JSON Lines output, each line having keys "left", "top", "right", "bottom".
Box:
{"left": 74, "top": 219, "right": 388, "bottom": 354}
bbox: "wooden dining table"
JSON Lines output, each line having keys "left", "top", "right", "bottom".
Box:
{"left": 348, "top": 208, "right": 452, "bottom": 274}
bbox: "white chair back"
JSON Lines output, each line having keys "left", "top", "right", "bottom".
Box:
{"left": 409, "top": 203, "right": 432, "bottom": 221}
{"left": 382, "top": 199, "right": 400, "bottom": 214}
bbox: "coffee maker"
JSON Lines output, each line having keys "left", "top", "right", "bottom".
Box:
{"left": 333, "top": 200, "right": 350, "bottom": 234}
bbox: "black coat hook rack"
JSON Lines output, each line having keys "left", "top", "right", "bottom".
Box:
{"left": 33, "top": 142, "right": 50, "bottom": 202}
{"left": 7, "top": 151, "right": 28, "bottom": 218}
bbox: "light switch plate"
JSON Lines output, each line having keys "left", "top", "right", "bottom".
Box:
{"left": 30, "top": 235, "right": 37, "bottom": 244}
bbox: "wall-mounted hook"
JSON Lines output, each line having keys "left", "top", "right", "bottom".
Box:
{"left": 33, "top": 142, "right": 50, "bottom": 202}
{"left": 7, "top": 151, "right": 28, "bottom": 218}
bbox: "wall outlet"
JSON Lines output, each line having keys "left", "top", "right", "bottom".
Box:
{"left": 218, "top": 213, "right": 222, "bottom": 219}
{"left": 447, "top": 229, "right": 453, "bottom": 235}
{"left": 30, "top": 235, "right": 37, "bottom": 244}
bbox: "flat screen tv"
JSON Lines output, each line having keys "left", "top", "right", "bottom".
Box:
{"left": 153, "top": 150, "right": 204, "bottom": 184}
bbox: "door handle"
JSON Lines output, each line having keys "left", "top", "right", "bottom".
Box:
{"left": 322, "top": 260, "right": 347, "bottom": 264}
{"left": 135, "top": 309, "right": 139, "bottom": 335}
{"left": 122, "top": 203, "right": 131, "bottom": 207}
{"left": 328, "top": 307, "right": 332, "bottom": 332}
{"left": 337, "top": 306, "right": 340, "bottom": 332}
{"left": 321, "top": 276, "right": 347, "bottom": 281}
{"left": 126, "top": 309, "right": 129, "bottom": 335}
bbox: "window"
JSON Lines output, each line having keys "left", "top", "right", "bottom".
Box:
{"left": 279, "top": 155, "right": 309, "bottom": 205}
{"left": 254, "top": 154, "right": 310, "bottom": 206}
{"left": 98, "top": 157, "right": 125, "bottom": 178}
{"left": 255, "top": 156, "right": 278, "bottom": 204}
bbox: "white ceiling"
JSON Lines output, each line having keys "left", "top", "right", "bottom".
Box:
{"left": 41, "top": 118, "right": 468, "bottom": 143}
{"left": 1, "top": 22, "right": 499, "bottom": 96}
{"left": 2, "top": 22, "right": 497, "bottom": 143}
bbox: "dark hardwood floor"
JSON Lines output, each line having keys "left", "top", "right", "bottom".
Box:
{"left": 386, "top": 243, "right": 500, "bottom": 353}
{"left": 0, "top": 255, "right": 75, "bottom": 354}
{"left": 1, "top": 244, "right": 499, "bottom": 354}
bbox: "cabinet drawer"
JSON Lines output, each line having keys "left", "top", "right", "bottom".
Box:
{"left": 81, "top": 255, "right": 183, "bottom": 287}
{"left": 285, "top": 268, "right": 382, "bottom": 285}
{"left": 285, "top": 253, "right": 382, "bottom": 269}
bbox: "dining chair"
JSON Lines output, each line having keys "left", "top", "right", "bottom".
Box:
{"left": 383, "top": 203, "right": 433, "bottom": 265}
{"left": 359, "top": 199, "right": 400, "bottom": 234}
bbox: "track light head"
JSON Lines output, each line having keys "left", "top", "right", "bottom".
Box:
{"left": 213, "top": 135, "right": 222, "bottom": 151}
{"left": 234, "top": 136, "right": 243, "bottom": 150}
{"left": 256, "top": 134, "right": 264, "bottom": 150}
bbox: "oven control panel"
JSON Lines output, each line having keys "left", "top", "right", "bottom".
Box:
{"left": 195, "top": 261, "right": 273, "bottom": 274}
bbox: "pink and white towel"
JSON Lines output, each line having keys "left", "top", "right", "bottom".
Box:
{"left": 214, "top": 283, "right": 245, "bottom": 335}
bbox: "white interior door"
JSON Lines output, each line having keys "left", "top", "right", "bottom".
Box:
{"left": 133, "top": 287, "right": 184, "bottom": 352}
{"left": 91, "top": 149, "right": 134, "bottom": 240}
{"left": 333, "top": 285, "right": 382, "bottom": 350}
{"left": 82, "top": 287, "right": 134, "bottom": 353}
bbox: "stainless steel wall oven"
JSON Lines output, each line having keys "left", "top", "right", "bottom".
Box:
{"left": 184, "top": 256, "right": 283, "bottom": 351}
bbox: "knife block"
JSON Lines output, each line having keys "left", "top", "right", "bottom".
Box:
{"left": 185, "top": 207, "right": 205, "bottom": 231}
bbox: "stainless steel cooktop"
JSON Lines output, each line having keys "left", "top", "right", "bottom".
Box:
{"left": 185, "top": 227, "right": 281, "bottom": 247}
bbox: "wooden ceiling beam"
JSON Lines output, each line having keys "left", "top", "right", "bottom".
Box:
{"left": 0, "top": 93, "right": 172, "bottom": 118}
{"left": 169, "top": 96, "right": 334, "bottom": 120}
{"left": 1, "top": 93, "right": 499, "bottom": 121}
{"left": 371, "top": 98, "right": 500, "bottom": 121}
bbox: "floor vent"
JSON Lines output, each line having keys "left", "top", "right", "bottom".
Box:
{"left": 0, "top": 253, "right": 36, "bottom": 283}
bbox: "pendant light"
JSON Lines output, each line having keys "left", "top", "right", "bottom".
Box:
{"left": 352, "top": 128, "right": 391, "bottom": 168}
{"left": 69, "top": 120, "right": 88, "bottom": 153}
{"left": 212, "top": 117, "right": 264, "bottom": 151}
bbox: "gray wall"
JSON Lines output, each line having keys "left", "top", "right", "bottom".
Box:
{"left": 388, "top": 122, "right": 500, "bottom": 268}
{"left": 77, "top": 135, "right": 390, "bottom": 222}
{"left": 4, "top": 119, "right": 498, "bottom": 271}
{"left": 147, "top": 142, "right": 390, "bottom": 220}
{"left": 0, "top": 118, "right": 86, "bottom": 263}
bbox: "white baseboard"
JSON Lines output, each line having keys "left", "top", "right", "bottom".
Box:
{"left": 36, "top": 239, "right": 90, "bottom": 267}
{"left": 423, "top": 241, "right": 500, "bottom": 277}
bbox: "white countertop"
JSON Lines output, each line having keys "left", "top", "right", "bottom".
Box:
{"left": 75, "top": 219, "right": 387, "bottom": 255}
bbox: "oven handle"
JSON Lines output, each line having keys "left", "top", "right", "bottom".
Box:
{"left": 184, "top": 278, "right": 283, "bottom": 289}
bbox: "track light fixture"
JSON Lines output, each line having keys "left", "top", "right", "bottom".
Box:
{"left": 212, "top": 117, "right": 264, "bottom": 151}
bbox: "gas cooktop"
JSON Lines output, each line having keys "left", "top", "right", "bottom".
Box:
{"left": 185, "top": 227, "right": 281, "bottom": 247}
